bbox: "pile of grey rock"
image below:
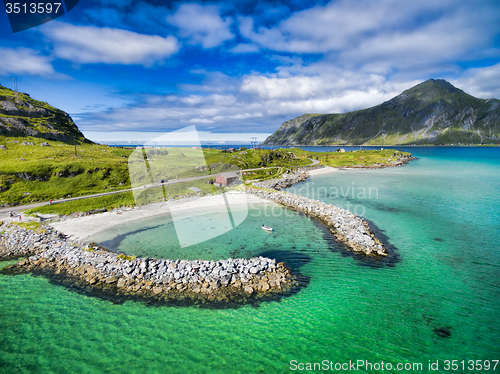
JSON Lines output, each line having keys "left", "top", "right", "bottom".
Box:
{"left": 0, "top": 222, "right": 299, "bottom": 304}
{"left": 253, "top": 166, "right": 322, "bottom": 190}
{"left": 247, "top": 188, "right": 387, "bottom": 256}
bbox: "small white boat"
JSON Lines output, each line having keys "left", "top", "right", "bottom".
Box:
{"left": 261, "top": 225, "right": 273, "bottom": 231}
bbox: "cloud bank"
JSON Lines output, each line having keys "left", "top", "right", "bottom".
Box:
{"left": 1, "top": 0, "right": 498, "bottom": 139}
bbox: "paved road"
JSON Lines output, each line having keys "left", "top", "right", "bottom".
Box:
{"left": 0, "top": 165, "right": 287, "bottom": 215}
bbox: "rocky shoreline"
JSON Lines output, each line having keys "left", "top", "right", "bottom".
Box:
{"left": 345, "top": 154, "right": 417, "bottom": 169}
{"left": 253, "top": 165, "right": 324, "bottom": 190}
{"left": 248, "top": 154, "right": 418, "bottom": 256}
{"left": 0, "top": 222, "right": 303, "bottom": 306}
{"left": 247, "top": 188, "right": 386, "bottom": 256}
{"left": 0, "top": 156, "right": 413, "bottom": 305}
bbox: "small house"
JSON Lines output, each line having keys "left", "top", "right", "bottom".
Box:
{"left": 214, "top": 171, "right": 240, "bottom": 186}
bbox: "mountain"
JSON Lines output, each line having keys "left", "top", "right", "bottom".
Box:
{"left": 0, "top": 84, "right": 91, "bottom": 144}
{"left": 263, "top": 79, "right": 500, "bottom": 145}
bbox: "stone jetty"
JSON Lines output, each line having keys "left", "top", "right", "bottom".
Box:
{"left": 254, "top": 166, "right": 323, "bottom": 190}
{"left": 0, "top": 222, "right": 302, "bottom": 305}
{"left": 248, "top": 156, "right": 417, "bottom": 256}
{"left": 248, "top": 188, "right": 387, "bottom": 256}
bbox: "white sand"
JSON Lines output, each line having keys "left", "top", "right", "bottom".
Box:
{"left": 49, "top": 192, "right": 273, "bottom": 241}
{"left": 308, "top": 166, "right": 339, "bottom": 175}
{"left": 10, "top": 169, "right": 341, "bottom": 241}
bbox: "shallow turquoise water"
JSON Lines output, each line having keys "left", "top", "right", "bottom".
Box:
{"left": 1, "top": 148, "right": 499, "bottom": 373}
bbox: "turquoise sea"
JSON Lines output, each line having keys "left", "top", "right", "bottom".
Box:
{"left": 1, "top": 147, "right": 499, "bottom": 373}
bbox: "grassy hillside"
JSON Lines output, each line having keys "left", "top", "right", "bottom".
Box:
{"left": 25, "top": 191, "right": 136, "bottom": 216}
{"left": 205, "top": 147, "right": 312, "bottom": 169}
{"left": 0, "top": 136, "right": 132, "bottom": 206}
{"left": 0, "top": 85, "right": 89, "bottom": 143}
{"left": 2, "top": 138, "right": 411, "bottom": 215}
{"left": 308, "top": 149, "right": 413, "bottom": 167}
{"left": 0, "top": 142, "right": 312, "bottom": 208}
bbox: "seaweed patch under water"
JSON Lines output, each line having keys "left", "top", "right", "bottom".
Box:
{"left": 433, "top": 327, "right": 452, "bottom": 338}
{"left": 257, "top": 249, "right": 311, "bottom": 273}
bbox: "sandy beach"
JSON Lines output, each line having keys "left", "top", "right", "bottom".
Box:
{"left": 308, "top": 166, "right": 339, "bottom": 175}
{"left": 49, "top": 192, "right": 274, "bottom": 241}
{"left": 2, "top": 169, "right": 336, "bottom": 242}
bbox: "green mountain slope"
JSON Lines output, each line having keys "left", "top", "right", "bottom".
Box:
{"left": 0, "top": 84, "right": 90, "bottom": 144}
{"left": 263, "top": 79, "right": 500, "bottom": 145}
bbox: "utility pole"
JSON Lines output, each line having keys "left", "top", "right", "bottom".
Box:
{"left": 251, "top": 137, "right": 258, "bottom": 149}
{"left": 12, "top": 77, "right": 18, "bottom": 100}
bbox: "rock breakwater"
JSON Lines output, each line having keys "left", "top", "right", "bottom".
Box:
{"left": 247, "top": 188, "right": 387, "bottom": 256}
{"left": 0, "top": 222, "right": 303, "bottom": 306}
{"left": 254, "top": 166, "right": 323, "bottom": 190}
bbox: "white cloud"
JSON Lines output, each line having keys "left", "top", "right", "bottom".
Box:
{"left": 48, "top": 0, "right": 500, "bottom": 136}
{"left": 338, "top": 5, "right": 500, "bottom": 73}
{"left": 82, "top": 130, "right": 272, "bottom": 143}
{"left": 178, "top": 70, "right": 239, "bottom": 94}
{"left": 241, "top": 75, "right": 324, "bottom": 100}
{"left": 230, "top": 44, "right": 259, "bottom": 54}
{"left": 452, "top": 63, "right": 500, "bottom": 99}
{"left": 0, "top": 47, "right": 61, "bottom": 77}
{"left": 74, "top": 65, "right": 421, "bottom": 136}
{"left": 240, "top": 0, "right": 448, "bottom": 53}
{"left": 75, "top": 90, "right": 266, "bottom": 133}
{"left": 41, "top": 22, "right": 179, "bottom": 65}
{"left": 239, "top": 59, "right": 421, "bottom": 111}
{"left": 166, "top": 3, "right": 234, "bottom": 48}
{"left": 239, "top": 0, "right": 500, "bottom": 74}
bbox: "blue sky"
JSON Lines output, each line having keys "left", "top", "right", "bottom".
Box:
{"left": 1, "top": 0, "right": 500, "bottom": 143}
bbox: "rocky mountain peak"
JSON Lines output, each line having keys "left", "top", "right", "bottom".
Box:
{"left": 263, "top": 79, "right": 500, "bottom": 145}
{"left": 0, "top": 84, "right": 91, "bottom": 144}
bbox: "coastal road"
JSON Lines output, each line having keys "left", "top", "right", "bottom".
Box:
{"left": 0, "top": 165, "right": 292, "bottom": 217}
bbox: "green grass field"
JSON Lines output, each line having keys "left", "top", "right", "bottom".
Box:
{"left": 1, "top": 135, "right": 407, "bottom": 215}
{"left": 0, "top": 136, "right": 133, "bottom": 205}
{"left": 310, "top": 148, "right": 412, "bottom": 167}
{"left": 24, "top": 191, "right": 136, "bottom": 216}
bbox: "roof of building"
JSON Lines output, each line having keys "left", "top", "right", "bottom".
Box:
{"left": 217, "top": 171, "right": 239, "bottom": 178}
